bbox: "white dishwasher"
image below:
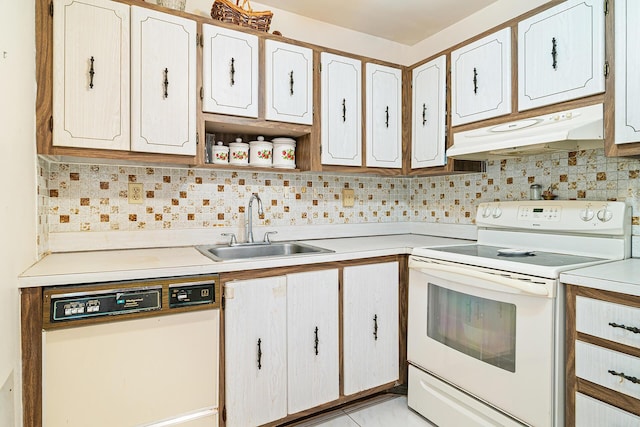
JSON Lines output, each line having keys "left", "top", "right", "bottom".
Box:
{"left": 41, "top": 275, "right": 220, "bottom": 427}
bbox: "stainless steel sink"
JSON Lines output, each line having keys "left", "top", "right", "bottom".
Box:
{"left": 196, "top": 241, "right": 333, "bottom": 262}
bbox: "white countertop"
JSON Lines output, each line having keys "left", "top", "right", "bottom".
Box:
{"left": 560, "top": 258, "right": 640, "bottom": 297}
{"left": 20, "top": 234, "right": 469, "bottom": 288}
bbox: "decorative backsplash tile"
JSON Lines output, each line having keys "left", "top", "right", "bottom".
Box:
{"left": 37, "top": 148, "right": 640, "bottom": 255}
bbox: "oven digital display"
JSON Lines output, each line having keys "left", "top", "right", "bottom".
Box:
{"left": 533, "top": 208, "right": 544, "bottom": 213}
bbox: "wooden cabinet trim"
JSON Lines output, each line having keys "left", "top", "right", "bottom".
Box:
{"left": 21, "top": 287, "right": 43, "bottom": 427}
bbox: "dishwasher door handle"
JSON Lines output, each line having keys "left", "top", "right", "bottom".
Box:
{"left": 409, "top": 258, "right": 550, "bottom": 297}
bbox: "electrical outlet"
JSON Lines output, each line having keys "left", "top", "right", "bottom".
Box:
{"left": 342, "top": 188, "right": 355, "bottom": 207}
{"left": 128, "top": 183, "right": 144, "bottom": 204}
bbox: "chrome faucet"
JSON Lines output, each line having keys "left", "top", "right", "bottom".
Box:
{"left": 246, "top": 193, "right": 263, "bottom": 243}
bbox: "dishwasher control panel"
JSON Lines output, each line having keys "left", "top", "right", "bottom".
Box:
{"left": 169, "top": 282, "right": 216, "bottom": 308}
{"left": 50, "top": 287, "right": 162, "bottom": 323}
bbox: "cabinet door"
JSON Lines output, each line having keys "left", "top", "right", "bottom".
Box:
{"left": 224, "top": 277, "right": 287, "bottom": 427}
{"left": 518, "top": 0, "right": 605, "bottom": 111}
{"left": 202, "top": 24, "right": 258, "bottom": 118}
{"left": 412, "top": 55, "right": 446, "bottom": 169}
{"left": 321, "top": 53, "right": 362, "bottom": 166}
{"left": 52, "top": 0, "right": 130, "bottom": 150}
{"left": 343, "top": 262, "right": 399, "bottom": 395}
{"left": 365, "top": 64, "right": 403, "bottom": 168}
{"left": 287, "top": 269, "right": 339, "bottom": 414}
{"left": 265, "top": 40, "right": 313, "bottom": 125}
{"left": 451, "top": 28, "right": 511, "bottom": 126}
{"left": 615, "top": 0, "right": 640, "bottom": 144}
{"left": 130, "top": 7, "right": 196, "bottom": 155}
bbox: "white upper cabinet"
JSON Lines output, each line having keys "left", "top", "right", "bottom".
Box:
{"left": 53, "top": 0, "right": 130, "bottom": 150}
{"left": 365, "top": 63, "right": 403, "bottom": 168}
{"left": 224, "top": 276, "right": 288, "bottom": 427}
{"left": 343, "top": 262, "right": 399, "bottom": 395}
{"left": 451, "top": 28, "right": 511, "bottom": 126}
{"left": 130, "top": 6, "right": 197, "bottom": 155}
{"left": 518, "top": 0, "right": 605, "bottom": 111}
{"left": 320, "top": 53, "right": 362, "bottom": 166}
{"left": 286, "top": 270, "right": 339, "bottom": 414}
{"left": 265, "top": 40, "right": 313, "bottom": 125}
{"left": 412, "top": 55, "right": 447, "bottom": 169}
{"left": 614, "top": 0, "right": 640, "bottom": 144}
{"left": 202, "top": 25, "right": 258, "bottom": 118}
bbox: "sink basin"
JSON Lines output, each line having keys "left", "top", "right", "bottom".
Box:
{"left": 196, "top": 241, "right": 333, "bottom": 262}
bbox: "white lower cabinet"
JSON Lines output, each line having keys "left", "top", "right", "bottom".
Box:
{"left": 343, "top": 261, "right": 399, "bottom": 395}
{"left": 224, "top": 276, "right": 288, "bottom": 427}
{"left": 224, "top": 269, "right": 339, "bottom": 425}
{"left": 287, "top": 270, "right": 339, "bottom": 413}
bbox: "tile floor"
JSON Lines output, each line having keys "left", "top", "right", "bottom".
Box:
{"left": 292, "top": 394, "right": 436, "bottom": 427}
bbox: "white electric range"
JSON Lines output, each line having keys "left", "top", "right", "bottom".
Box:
{"left": 407, "top": 200, "right": 631, "bottom": 427}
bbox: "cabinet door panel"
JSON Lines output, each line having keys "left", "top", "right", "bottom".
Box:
{"left": 224, "top": 277, "right": 287, "bottom": 427}
{"left": 343, "top": 262, "right": 399, "bottom": 395}
{"left": 265, "top": 40, "right": 313, "bottom": 125}
{"left": 366, "top": 64, "right": 402, "bottom": 168}
{"left": 451, "top": 28, "right": 511, "bottom": 126}
{"left": 203, "top": 25, "right": 258, "bottom": 118}
{"left": 575, "top": 393, "right": 640, "bottom": 426}
{"left": 518, "top": 0, "right": 605, "bottom": 111}
{"left": 53, "top": 0, "right": 130, "bottom": 150}
{"left": 287, "top": 269, "right": 339, "bottom": 413}
{"left": 321, "top": 53, "right": 362, "bottom": 166}
{"left": 130, "top": 7, "right": 196, "bottom": 155}
{"left": 615, "top": 0, "right": 640, "bottom": 144}
{"left": 412, "top": 56, "right": 446, "bottom": 169}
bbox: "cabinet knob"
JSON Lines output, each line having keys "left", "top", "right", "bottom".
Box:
{"left": 551, "top": 37, "right": 558, "bottom": 70}
{"left": 289, "top": 70, "right": 294, "bottom": 96}
{"left": 257, "top": 338, "right": 262, "bottom": 370}
{"left": 314, "top": 326, "right": 319, "bottom": 355}
{"left": 342, "top": 98, "right": 346, "bottom": 122}
{"left": 385, "top": 106, "right": 389, "bottom": 128}
{"left": 373, "top": 314, "right": 378, "bottom": 341}
{"left": 473, "top": 67, "right": 478, "bottom": 94}
{"left": 422, "top": 103, "right": 427, "bottom": 126}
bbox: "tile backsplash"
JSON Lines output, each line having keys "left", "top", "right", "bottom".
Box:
{"left": 38, "top": 148, "right": 640, "bottom": 256}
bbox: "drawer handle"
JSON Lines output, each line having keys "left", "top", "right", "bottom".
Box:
{"left": 608, "top": 370, "right": 639, "bottom": 384}
{"left": 609, "top": 322, "right": 640, "bottom": 334}
{"left": 163, "top": 68, "right": 169, "bottom": 99}
{"left": 473, "top": 67, "right": 478, "bottom": 94}
{"left": 551, "top": 37, "right": 558, "bottom": 70}
{"left": 373, "top": 314, "right": 378, "bottom": 341}
{"left": 230, "top": 57, "right": 235, "bottom": 86}
{"left": 342, "top": 98, "right": 346, "bottom": 122}
{"left": 422, "top": 103, "right": 427, "bottom": 126}
{"left": 289, "top": 70, "right": 294, "bottom": 96}
{"left": 89, "top": 56, "right": 95, "bottom": 89}
{"left": 385, "top": 106, "right": 389, "bottom": 128}
{"left": 314, "top": 326, "right": 319, "bottom": 355}
{"left": 257, "top": 338, "right": 262, "bottom": 370}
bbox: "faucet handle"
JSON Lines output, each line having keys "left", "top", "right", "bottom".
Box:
{"left": 221, "top": 233, "right": 237, "bottom": 246}
{"left": 263, "top": 231, "right": 278, "bottom": 244}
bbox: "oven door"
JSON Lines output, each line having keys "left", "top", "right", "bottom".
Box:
{"left": 408, "top": 256, "right": 557, "bottom": 427}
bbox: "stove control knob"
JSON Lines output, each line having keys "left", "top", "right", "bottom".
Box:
{"left": 492, "top": 206, "right": 502, "bottom": 218}
{"left": 597, "top": 206, "right": 613, "bottom": 222}
{"left": 579, "top": 207, "right": 594, "bottom": 221}
{"left": 482, "top": 206, "right": 492, "bottom": 218}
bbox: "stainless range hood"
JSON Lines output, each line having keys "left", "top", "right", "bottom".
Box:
{"left": 447, "top": 104, "right": 604, "bottom": 160}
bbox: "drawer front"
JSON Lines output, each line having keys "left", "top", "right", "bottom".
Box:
{"left": 576, "top": 296, "right": 640, "bottom": 349}
{"left": 575, "top": 393, "right": 640, "bottom": 426}
{"left": 575, "top": 341, "right": 640, "bottom": 400}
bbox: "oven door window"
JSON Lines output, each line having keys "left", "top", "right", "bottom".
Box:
{"left": 427, "top": 283, "right": 516, "bottom": 372}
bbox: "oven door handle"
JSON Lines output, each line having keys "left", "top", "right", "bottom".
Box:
{"left": 410, "top": 259, "right": 550, "bottom": 297}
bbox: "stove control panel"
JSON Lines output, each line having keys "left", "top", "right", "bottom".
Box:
{"left": 476, "top": 201, "right": 630, "bottom": 234}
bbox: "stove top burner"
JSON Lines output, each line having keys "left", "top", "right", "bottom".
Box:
{"left": 428, "top": 244, "right": 604, "bottom": 267}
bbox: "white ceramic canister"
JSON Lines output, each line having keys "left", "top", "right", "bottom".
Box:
{"left": 213, "top": 141, "right": 229, "bottom": 164}
{"left": 271, "top": 137, "right": 296, "bottom": 169}
{"left": 229, "top": 138, "right": 249, "bottom": 165}
{"left": 249, "top": 136, "right": 273, "bottom": 167}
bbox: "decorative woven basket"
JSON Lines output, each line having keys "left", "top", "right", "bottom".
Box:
{"left": 211, "top": 0, "right": 273, "bottom": 32}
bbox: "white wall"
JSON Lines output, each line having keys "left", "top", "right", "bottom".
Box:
{"left": 0, "top": 0, "right": 38, "bottom": 424}
{"left": 405, "top": 0, "right": 553, "bottom": 64}
{"left": 187, "top": 0, "right": 411, "bottom": 64}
